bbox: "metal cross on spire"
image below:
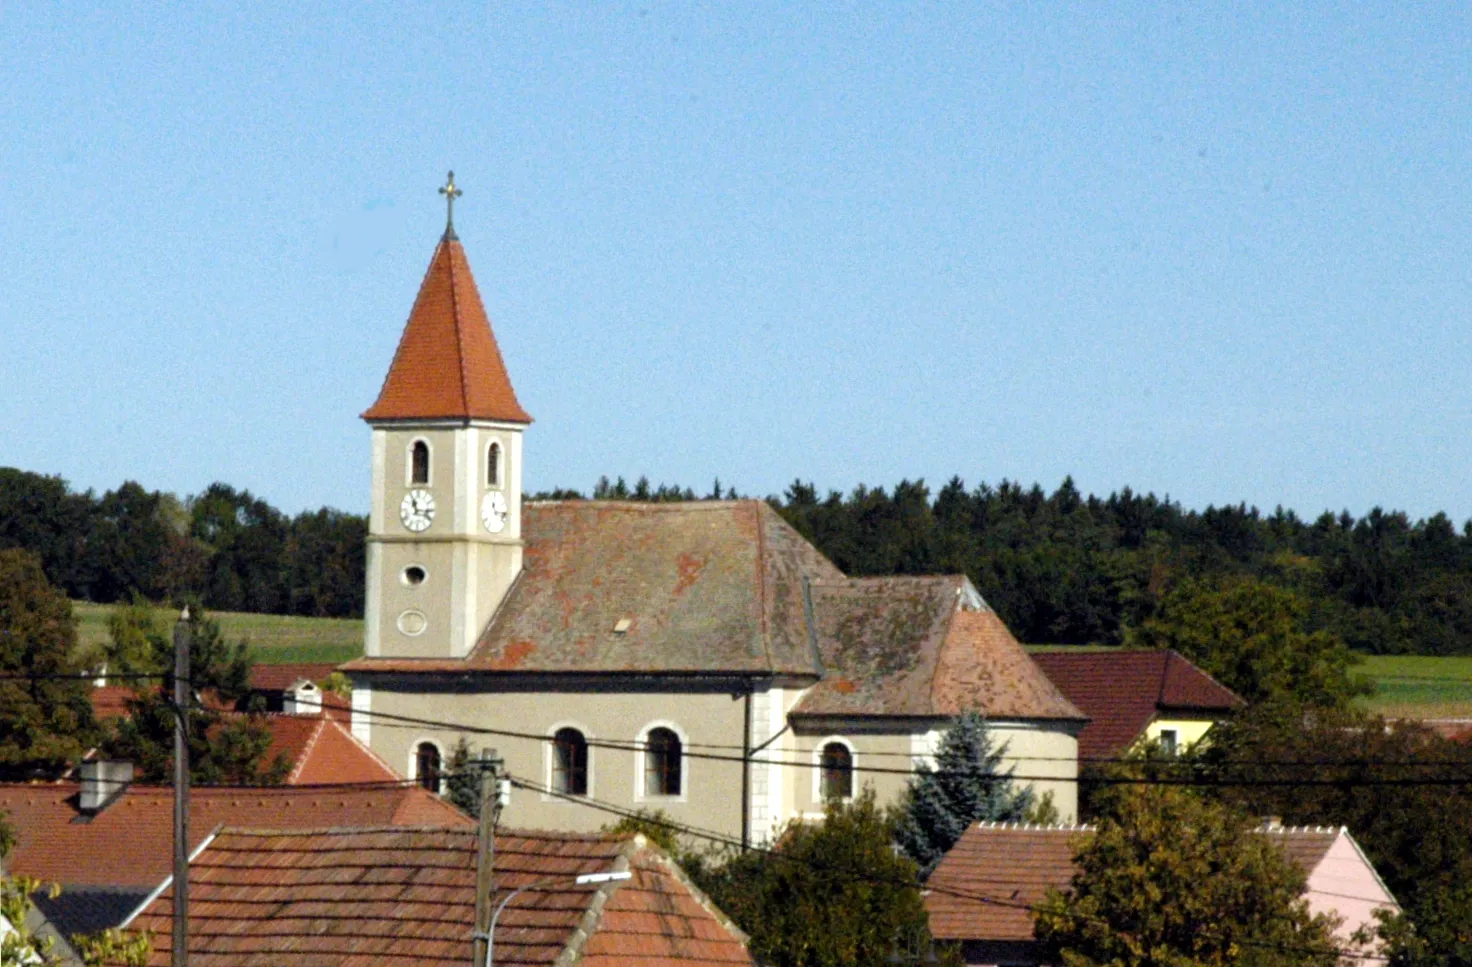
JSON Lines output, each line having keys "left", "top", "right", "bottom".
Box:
{"left": 439, "top": 171, "right": 463, "bottom": 241}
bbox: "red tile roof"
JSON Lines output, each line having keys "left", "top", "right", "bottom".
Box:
{"left": 1028, "top": 650, "right": 1243, "bottom": 760}
{"left": 791, "top": 580, "right": 1086, "bottom": 720}
{"left": 362, "top": 237, "right": 532, "bottom": 423}
{"left": 255, "top": 713, "right": 399, "bottom": 786}
{"left": 89, "top": 685, "right": 133, "bottom": 720}
{"left": 125, "top": 827, "right": 754, "bottom": 967}
{"left": 0, "top": 783, "right": 469, "bottom": 891}
{"left": 926, "top": 822, "right": 1345, "bottom": 944}
{"left": 248, "top": 663, "right": 339, "bottom": 691}
{"left": 926, "top": 824, "right": 1081, "bottom": 943}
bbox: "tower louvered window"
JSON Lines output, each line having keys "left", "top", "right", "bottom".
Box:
{"left": 415, "top": 742, "right": 441, "bottom": 791}
{"left": 487, "top": 442, "right": 501, "bottom": 487}
{"left": 410, "top": 441, "right": 430, "bottom": 485}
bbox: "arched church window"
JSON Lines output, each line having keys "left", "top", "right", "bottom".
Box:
{"left": 820, "top": 741, "right": 853, "bottom": 801}
{"left": 552, "top": 727, "right": 588, "bottom": 795}
{"left": 487, "top": 442, "right": 501, "bottom": 487}
{"left": 415, "top": 742, "right": 441, "bottom": 792}
{"left": 644, "top": 727, "right": 682, "bottom": 797}
{"left": 410, "top": 441, "right": 430, "bottom": 485}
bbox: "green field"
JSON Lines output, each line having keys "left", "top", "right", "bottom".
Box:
{"left": 72, "top": 601, "right": 364, "bottom": 666}
{"left": 1354, "top": 654, "right": 1472, "bottom": 718}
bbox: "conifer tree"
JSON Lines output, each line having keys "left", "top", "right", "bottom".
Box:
{"left": 444, "top": 738, "right": 481, "bottom": 819}
{"left": 893, "top": 710, "right": 1034, "bottom": 875}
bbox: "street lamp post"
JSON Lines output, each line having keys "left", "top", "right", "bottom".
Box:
{"left": 482, "top": 870, "right": 631, "bottom": 967}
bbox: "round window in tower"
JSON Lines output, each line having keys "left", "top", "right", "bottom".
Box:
{"left": 402, "top": 565, "right": 428, "bottom": 587}
{"left": 397, "top": 609, "right": 428, "bottom": 637}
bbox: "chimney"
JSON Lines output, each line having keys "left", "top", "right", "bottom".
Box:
{"left": 79, "top": 760, "right": 134, "bottom": 812}
{"left": 284, "top": 680, "right": 322, "bottom": 716}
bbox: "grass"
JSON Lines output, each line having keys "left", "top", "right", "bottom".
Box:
{"left": 72, "top": 601, "right": 364, "bottom": 666}
{"left": 1354, "top": 654, "right": 1472, "bottom": 719}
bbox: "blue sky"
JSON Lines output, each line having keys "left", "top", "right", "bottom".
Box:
{"left": 2, "top": 3, "right": 1469, "bottom": 521}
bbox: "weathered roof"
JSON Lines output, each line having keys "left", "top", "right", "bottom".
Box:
{"left": 1029, "top": 650, "right": 1244, "bottom": 760}
{"left": 0, "top": 783, "right": 469, "bottom": 893}
{"left": 345, "top": 500, "right": 844, "bottom": 676}
{"left": 925, "top": 822, "right": 1376, "bottom": 944}
{"left": 362, "top": 237, "right": 531, "bottom": 423}
{"left": 125, "top": 826, "right": 754, "bottom": 967}
{"left": 791, "top": 579, "right": 1086, "bottom": 720}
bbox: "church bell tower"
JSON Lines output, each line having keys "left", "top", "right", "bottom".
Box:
{"left": 361, "top": 173, "right": 532, "bottom": 659}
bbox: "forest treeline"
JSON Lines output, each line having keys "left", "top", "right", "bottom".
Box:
{"left": 0, "top": 469, "right": 364, "bottom": 618}
{"left": 5, "top": 466, "right": 1472, "bottom": 654}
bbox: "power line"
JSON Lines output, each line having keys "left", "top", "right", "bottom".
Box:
{"left": 343, "top": 702, "right": 1472, "bottom": 788}
{"left": 505, "top": 771, "right": 1387, "bottom": 964}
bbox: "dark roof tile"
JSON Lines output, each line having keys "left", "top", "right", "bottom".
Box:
{"left": 1029, "top": 650, "right": 1243, "bottom": 759}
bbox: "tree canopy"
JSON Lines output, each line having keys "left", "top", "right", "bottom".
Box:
{"left": 1035, "top": 785, "right": 1344, "bottom": 967}
{"left": 893, "top": 710, "right": 1034, "bottom": 875}
{"left": 695, "top": 789, "right": 957, "bottom": 967}
{"left": 1124, "top": 576, "right": 1371, "bottom": 708}
{"left": 0, "top": 550, "right": 97, "bottom": 779}
{"left": 1200, "top": 704, "right": 1472, "bottom": 967}
{"left": 100, "top": 606, "right": 286, "bottom": 785}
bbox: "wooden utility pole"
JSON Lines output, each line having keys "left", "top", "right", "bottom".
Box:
{"left": 172, "top": 606, "right": 191, "bottom": 967}
{"left": 471, "top": 748, "right": 505, "bottom": 967}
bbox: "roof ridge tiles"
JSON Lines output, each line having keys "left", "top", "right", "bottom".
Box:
{"left": 973, "top": 821, "right": 1095, "bottom": 832}
{"left": 214, "top": 824, "right": 479, "bottom": 837}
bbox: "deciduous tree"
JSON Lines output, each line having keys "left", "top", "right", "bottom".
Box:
{"left": 1035, "top": 785, "right": 1344, "bottom": 967}
{"left": 1125, "top": 577, "right": 1369, "bottom": 708}
{"left": 0, "top": 550, "right": 96, "bottom": 778}
{"left": 699, "top": 789, "right": 958, "bottom": 967}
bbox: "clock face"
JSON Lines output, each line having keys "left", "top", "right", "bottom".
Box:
{"left": 481, "top": 490, "right": 508, "bottom": 533}
{"left": 400, "top": 489, "right": 436, "bottom": 532}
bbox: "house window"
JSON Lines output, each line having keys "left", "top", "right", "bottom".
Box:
{"left": 644, "top": 727, "right": 682, "bottom": 797}
{"left": 410, "top": 441, "right": 430, "bottom": 485}
{"left": 552, "top": 727, "right": 588, "bottom": 796}
{"left": 415, "top": 742, "right": 441, "bottom": 792}
{"left": 820, "top": 742, "right": 853, "bottom": 801}
{"left": 487, "top": 442, "right": 501, "bottom": 487}
{"left": 1159, "top": 729, "right": 1179, "bottom": 757}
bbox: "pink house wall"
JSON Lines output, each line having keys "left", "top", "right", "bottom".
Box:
{"left": 1305, "top": 832, "right": 1398, "bottom": 962}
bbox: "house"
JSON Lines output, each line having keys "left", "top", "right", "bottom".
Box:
{"left": 0, "top": 768, "right": 469, "bottom": 939}
{"left": 245, "top": 663, "right": 351, "bottom": 721}
{"left": 1029, "top": 649, "right": 1243, "bottom": 761}
{"left": 924, "top": 821, "right": 1398, "bottom": 966}
{"left": 122, "top": 824, "right": 755, "bottom": 966}
{"left": 342, "top": 189, "right": 1087, "bottom": 839}
{"left": 252, "top": 709, "right": 400, "bottom": 786}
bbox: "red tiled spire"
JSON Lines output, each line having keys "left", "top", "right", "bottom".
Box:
{"left": 362, "top": 237, "right": 532, "bottom": 423}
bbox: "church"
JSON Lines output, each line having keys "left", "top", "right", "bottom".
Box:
{"left": 343, "top": 180, "right": 1086, "bottom": 842}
